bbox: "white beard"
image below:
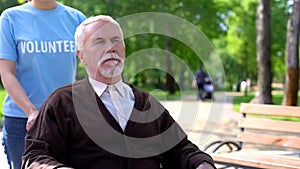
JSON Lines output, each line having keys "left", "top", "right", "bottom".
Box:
{"left": 97, "top": 53, "right": 124, "bottom": 78}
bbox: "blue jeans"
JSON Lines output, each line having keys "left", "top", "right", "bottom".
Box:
{"left": 2, "top": 116, "right": 27, "bottom": 169}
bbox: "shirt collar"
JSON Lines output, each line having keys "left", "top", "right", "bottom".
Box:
{"left": 112, "top": 80, "right": 126, "bottom": 97}
{"left": 88, "top": 76, "right": 126, "bottom": 98}
{"left": 88, "top": 77, "right": 107, "bottom": 97}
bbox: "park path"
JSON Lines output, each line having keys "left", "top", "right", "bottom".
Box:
{"left": 0, "top": 91, "right": 244, "bottom": 168}
{"left": 161, "top": 91, "right": 242, "bottom": 150}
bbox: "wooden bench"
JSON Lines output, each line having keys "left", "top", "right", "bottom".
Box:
{"left": 204, "top": 103, "right": 300, "bottom": 169}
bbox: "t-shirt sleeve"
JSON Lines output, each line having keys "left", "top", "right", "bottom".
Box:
{"left": 0, "top": 11, "right": 17, "bottom": 61}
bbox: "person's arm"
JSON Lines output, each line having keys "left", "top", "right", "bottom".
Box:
{"left": 0, "top": 59, "right": 39, "bottom": 130}
{"left": 22, "top": 95, "right": 71, "bottom": 169}
{"left": 168, "top": 138, "right": 216, "bottom": 169}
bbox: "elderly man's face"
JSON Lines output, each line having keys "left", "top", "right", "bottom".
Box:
{"left": 78, "top": 21, "right": 125, "bottom": 82}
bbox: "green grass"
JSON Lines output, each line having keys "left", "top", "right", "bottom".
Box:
{"left": 144, "top": 88, "right": 196, "bottom": 101}
{"left": 0, "top": 87, "right": 196, "bottom": 115}
{"left": 232, "top": 92, "right": 300, "bottom": 122}
{"left": 232, "top": 94, "right": 255, "bottom": 112}
{"left": 1, "top": 87, "right": 299, "bottom": 119}
{"left": 0, "top": 89, "right": 6, "bottom": 127}
{"left": 233, "top": 92, "right": 300, "bottom": 111}
{"left": 0, "top": 89, "right": 6, "bottom": 118}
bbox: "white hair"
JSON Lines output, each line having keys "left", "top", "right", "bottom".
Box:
{"left": 74, "top": 15, "right": 123, "bottom": 50}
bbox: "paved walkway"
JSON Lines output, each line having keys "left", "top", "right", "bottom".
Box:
{"left": 0, "top": 91, "right": 243, "bottom": 168}
{"left": 161, "top": 91, "right": 242, "bottom": 150}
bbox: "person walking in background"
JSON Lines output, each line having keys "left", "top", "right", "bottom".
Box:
{"left": 194, "top": 66, "right": 208, "bottom": 101}
{"left": 0, "top": 0, "right": 85, "bottom": 168}
{"left": 22, "top": 15, "right": 216, "bottom": 169}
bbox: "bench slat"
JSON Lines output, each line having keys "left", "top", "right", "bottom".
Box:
{"left": 212, "top": 151, "right": 300, "bottom": 169}
{"left": 210, "top": 103, "right": 300, "bottom": 168}
{"left": 238, "top": 117, "right": 300, "bottom": 133}
{"left": 240, "top": 103, "right": 300, "bottom": 118}
{"left": 238, "top": 132, "right": 300, "bottom": 149}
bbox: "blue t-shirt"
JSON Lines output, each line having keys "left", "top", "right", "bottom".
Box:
{"left": 0, "top": 2, "right": 86, "bottom": 118}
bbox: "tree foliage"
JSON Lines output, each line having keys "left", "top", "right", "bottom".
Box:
{"left": 0, "top": 0, "right": 297, "bottom": 98}
{"left": 61, "top": 0, "right": 228, "bottom": 92}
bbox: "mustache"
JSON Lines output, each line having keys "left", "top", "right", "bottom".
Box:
{"left": 97, "top": 53, "right": 124, "bottom": 67}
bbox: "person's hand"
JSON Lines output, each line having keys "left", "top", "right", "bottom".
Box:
{"left": 26, "top": 109, "right": 39, "bottom": 131}
{"left": 196, "top": 161, "right": 215, "bottom": 169}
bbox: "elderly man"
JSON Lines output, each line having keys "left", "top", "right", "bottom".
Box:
{"left": 22, "top": 15, "right": 216, "bottom": 169}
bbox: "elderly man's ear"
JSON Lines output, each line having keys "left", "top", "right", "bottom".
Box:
{"left": 76, "top": 50, "right": 85, "bottom": 64}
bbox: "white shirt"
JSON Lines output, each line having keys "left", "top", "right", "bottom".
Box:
{"left": 88, "top": 77, "right": 135, "bottom": 131}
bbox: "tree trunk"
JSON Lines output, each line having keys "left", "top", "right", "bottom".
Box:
{"left": 166, "top": 37, "right": 176, "bottom": 94}
{"left": 282, "top": 0, "right": 300, "bottom": 106}
{"left": 256, "top": 0, "right": 273, "bottom": 104}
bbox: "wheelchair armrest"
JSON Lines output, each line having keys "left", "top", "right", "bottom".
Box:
{"left": 203, "top": 140, "right": 242, "bottom": 153}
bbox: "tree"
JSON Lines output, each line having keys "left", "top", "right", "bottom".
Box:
{"left": 282, "top": 0, "right": 300, "bottom": 106}
{"left": 270, "top": 0, "right": 291, "bottom": 83}
{"left": 256, "top": 0, "right": 273, "bottom": 104}
{"left": 0, "top": 0, "right": 19, "bottom": 13}
{"left": 61, "top": 0, "right": 228, "bottom": 94}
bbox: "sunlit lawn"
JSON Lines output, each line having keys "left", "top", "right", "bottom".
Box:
{"left": 1, "top": 88, "right": 299, "bottom": 120}
{"left": 233, "top": 92, "right": 300, "bottom": 111}
{"left": 0, "top": 89, "right": 6, "bottom": 118}
{"left": 0, "top": 89, "right": 6, "bottom": 127}
{"left": 143, "top": 87, "right": 196, "bottom": 101}
{"left": 0, "top": 88, "right": 197, "bottom": 117}
{"left": 232, "top": 91, "right": 300, "bottom": 122}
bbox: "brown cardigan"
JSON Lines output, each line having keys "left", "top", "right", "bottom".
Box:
{"left": 22, "top": 78, "right": 215, "bottom": 169}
